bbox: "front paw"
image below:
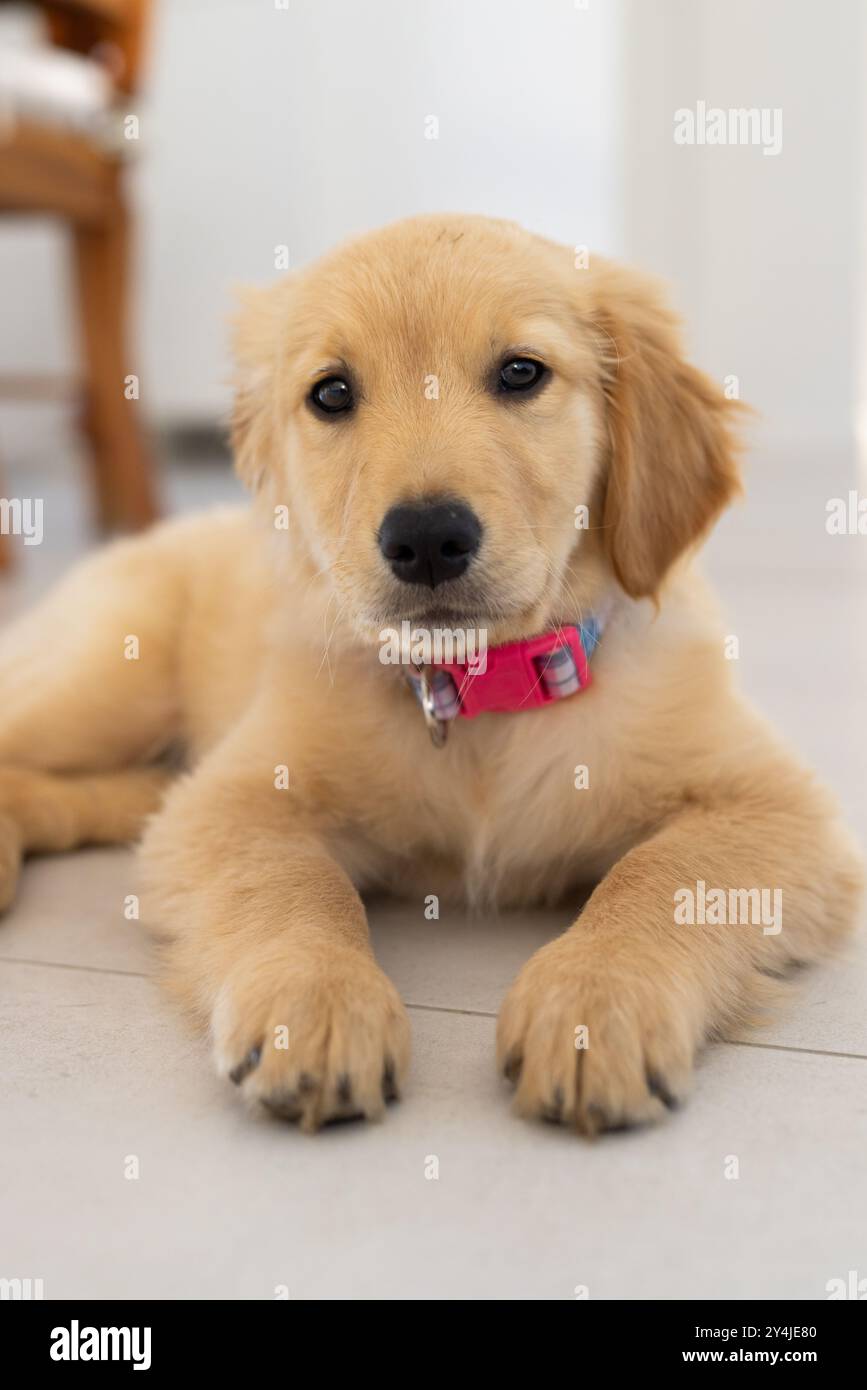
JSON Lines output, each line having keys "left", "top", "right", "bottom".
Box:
{"left": 496, "top": 937, "right": 699, "bottom": 1134}
{"left": 211, "top": 947, "right": 410, "bottom": 1131}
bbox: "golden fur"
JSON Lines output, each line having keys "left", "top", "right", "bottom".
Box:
{"left": 0, "top": 214, "right": 861, "bottom": 1133}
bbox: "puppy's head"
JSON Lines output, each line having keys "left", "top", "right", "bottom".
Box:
{"left": 233, "top": 215, "right": 742, "bottom": 642}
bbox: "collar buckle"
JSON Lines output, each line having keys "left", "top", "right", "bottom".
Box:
{"left": 413, "top": 664, "right": 449, "bottom": 748}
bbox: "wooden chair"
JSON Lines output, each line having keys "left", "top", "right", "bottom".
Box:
{"left": 0, "top": 0, "right": 159, "bottom": 567}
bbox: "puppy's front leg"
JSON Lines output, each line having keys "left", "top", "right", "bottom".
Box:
{"left": 140, "top": 724, "right": 409, "bottom": 1130}
{"left": 497, "top": 779, "right": 862, "bottom": 1134}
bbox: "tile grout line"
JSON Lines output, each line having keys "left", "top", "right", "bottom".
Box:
{"left": 723, "top": 1038, "right": 867, "bottom": 1062}
{"left": 0, "top": 955, "right": 151, "bottom": 980}
{"left": 4, "top": 956, "right": 867, "bottom": 1062}
{"left": 404, "top": 1000, "right": 497, "bottom": 1019}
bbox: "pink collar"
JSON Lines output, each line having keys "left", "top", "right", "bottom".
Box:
{"left": 406, "top": 604, "right": 613, "bottom": 747}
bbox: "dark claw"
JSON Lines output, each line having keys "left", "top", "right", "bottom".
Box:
{"left": 337, "top": 1073, "right": 353, "bottom": 1106}
{"left": 584, "top": 1102, "right": 633, "bottom": 1134}
{"left": 229, "top": 1044, "right": 262, "bottom": 1086}
{"left": 297, "top": 1072, "right": 317, "bottom": 1095}
{"left": 584, "top": 1102, "right": 608, "bottom": 1134}
{"left": 382, "top": 1059, "right": 398, "bottom": 1103}
{"left": 503, "top": 1050, "right": 523, "bottom": 1086}
{"left": 542, "top": 1085, "right": 565, "bottom": 1124}
{"left": 323, "top": 1108, "right": 366, "bottom": 1128}
{"left": 262, "top": 1092, "right": 301, "bottom": 1122}
{"left": 646, "top": 1071, "right": 678, "bottom": 1110}
{"left": 584, "top": 1102, "right": 642, "bottom": 1135}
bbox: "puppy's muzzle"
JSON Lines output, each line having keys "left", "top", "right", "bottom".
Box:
{"left": 378, "top": 499, "right": 482, "bottom": 588}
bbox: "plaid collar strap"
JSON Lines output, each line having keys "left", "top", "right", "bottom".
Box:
{"left": 406, "top": 601, "right": 614, "bottom": 747}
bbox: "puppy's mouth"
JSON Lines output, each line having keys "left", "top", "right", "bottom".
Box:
{"left": 358, "top": 588, "right": 552, "bottom": 648}
{"left": 374, "top": 589, "right": 510, "bottom": 632}
{"left": 373, "top": 610, "right": 494, "bottom": 647}
{"left": 400, "top": 605, "right": 486, "bottom": 626}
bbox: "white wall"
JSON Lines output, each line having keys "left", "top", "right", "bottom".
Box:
{"left": 621, "top": 0, "right": 865, "bottom": 458}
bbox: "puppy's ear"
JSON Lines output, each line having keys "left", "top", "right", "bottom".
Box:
{"left": 230, "top": 282, "right": 292, "bottom": 491}
{"left": 591, "top": 263, "right": 743, "bottom": 598}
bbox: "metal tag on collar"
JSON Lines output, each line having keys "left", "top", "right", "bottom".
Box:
{"left": 413, "top": 664, "right": 449, "bottom": 748}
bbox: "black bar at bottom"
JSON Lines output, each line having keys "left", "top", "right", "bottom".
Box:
{"left": 5, "top": 1298, "right": 862, "bottom": 1373}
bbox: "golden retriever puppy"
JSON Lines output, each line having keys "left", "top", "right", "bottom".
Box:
{"left": 0, "top": 214, "right": 860, "bottom": 1134}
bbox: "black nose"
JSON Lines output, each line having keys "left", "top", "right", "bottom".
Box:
{"left": 378, "top": 500, "right": 482, "bottom": 588}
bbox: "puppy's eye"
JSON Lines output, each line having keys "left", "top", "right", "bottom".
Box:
{"left": 309, "top": 376, "right": 354, "bottom": 415}
{"left": 498, "top": 357, "right": 547, "bottom": 394}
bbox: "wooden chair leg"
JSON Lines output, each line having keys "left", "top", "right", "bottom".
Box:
{"left": 0, "top": 463, "right": 14, "bottom": 571}
{"left": 71, "top": 172, "right": 160, "bottom": 531}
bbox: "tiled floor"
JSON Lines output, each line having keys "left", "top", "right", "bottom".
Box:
{"left": 1, "top": 443, "right": 865, "bottom": 1300}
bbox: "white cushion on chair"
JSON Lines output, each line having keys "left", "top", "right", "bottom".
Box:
{"left": 0, "top": 42, "right": 113, "bottom": 139}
